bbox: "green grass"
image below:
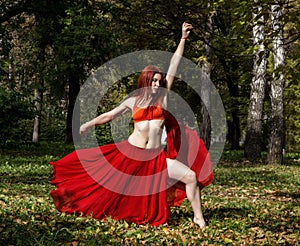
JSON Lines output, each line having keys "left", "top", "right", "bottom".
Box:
{"left": 0, "top": 143, "right": 299, "bottom": 245}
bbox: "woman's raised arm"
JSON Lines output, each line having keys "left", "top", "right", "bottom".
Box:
{"left": 166, "top": 22, "right": 193, "bottom": 90}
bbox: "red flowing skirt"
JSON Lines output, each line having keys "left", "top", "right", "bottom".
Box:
{"left": 50, "top": 126, "right": 214, "bottom": 226}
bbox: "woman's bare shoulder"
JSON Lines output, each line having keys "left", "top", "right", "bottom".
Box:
{"left": 121, "top": 96, "right": 136, "bottom": 110}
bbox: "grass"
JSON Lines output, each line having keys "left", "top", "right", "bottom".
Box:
{"left": 0, "top": 142, "right": 299, "bottom": 245}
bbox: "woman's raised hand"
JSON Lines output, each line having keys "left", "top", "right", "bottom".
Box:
{"left": 182, "top": 22, "right": 193, "bottom": 39}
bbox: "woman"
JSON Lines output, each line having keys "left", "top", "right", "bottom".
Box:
{"left": 50, "top": 22, "right": 213, "bottom": 228}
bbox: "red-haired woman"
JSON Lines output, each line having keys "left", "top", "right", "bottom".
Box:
{"left": 50, "top": 23, "right": 213, "bottom": 228}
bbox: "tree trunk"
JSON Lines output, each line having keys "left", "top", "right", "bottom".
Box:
{"left": 199, "top": 8, "right": 214, "bottom": 149}
{"left": 8, "top": 59, "right": 16, "bottom": 90}
{"left": 219, "top": 58, "right": 241, "bottom": 150}
{"left": 227, "top": 112, "right": 241, "bottom": 149}
{"left": 32, "top": 87, "right": 43, "bottom": 143}
{"left": 244, "top": 1, "right": 267, "bottom": 159}
{"left": 32, "top": 49, "right": 45, "bottom": 143}
{"left": 267, "top": 1, "right": 285, "bottom": 164}
{"left": 65, "top": 71, "right": 81, "bottom": 144}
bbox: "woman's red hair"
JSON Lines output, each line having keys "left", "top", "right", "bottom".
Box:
{"left": 135, "top": 66, "right": 166, "bottom": 100}
{"left": 137, "top": 66, "right": 165, "bottom": 89}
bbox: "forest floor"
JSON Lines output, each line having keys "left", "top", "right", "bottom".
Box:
{"left": 0, "top": 142, "right": 299, "bottom": 245}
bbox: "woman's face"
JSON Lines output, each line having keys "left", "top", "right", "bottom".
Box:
{"left": 151, "top": 73, "right": 162, "bottom": 94}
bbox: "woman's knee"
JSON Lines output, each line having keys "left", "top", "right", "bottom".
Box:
{"left": 184, "top": 170, "right": 197, "bottom": 184}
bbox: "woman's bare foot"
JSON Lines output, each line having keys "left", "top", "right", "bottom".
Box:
{"left": 193, "top": 217, "right": 206, "bottom": 228}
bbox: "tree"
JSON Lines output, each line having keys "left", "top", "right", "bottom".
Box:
{"left": 267, "top": 0, "right": 286, "bottom": 164}
{"left": 198, "top": 4, "right": 214, "bottom": 149}
{"left": 1, "top": 0, "right": 299, "bottom": 151}
{"left": 280, "top": 0, "right": 300, "bottom": 152}
{"left": 212, "top": 0, "right": 253, "bottom": 150}
{"left": 52, "top": 1, "right": 121, "bottom": 143}
{"left": 244, "top": 0, "right": 267, "bottom": 159}
{"left": 32, "top": 7, "right": 52, "bottom": 143}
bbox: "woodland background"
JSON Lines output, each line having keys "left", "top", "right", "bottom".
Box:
{"left": 0, "top": 1, "right": 300, "bottom": 245}
{"left": 1, "top": 0, "right": 300, "bottom": 163}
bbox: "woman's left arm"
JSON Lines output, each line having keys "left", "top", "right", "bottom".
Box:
{"left": 166, "top": 22, "right": 193, "bottom": 90}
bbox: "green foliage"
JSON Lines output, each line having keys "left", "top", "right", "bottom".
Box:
{"left": 284, "top": 19, "right": 300, "bottom": 151}
{"left": 0, "top": 145, "right": 299, "bottom": 245}
{"left": 1, "top": 0, "right": 300, "bottom": 151}
{"left": 0, "top": 89, "right": 33, "bottom": 144}
{"left": 39, "top": 118, "right": 66, "bottom": 142}
{"left": 52, "top": 0, "right": 121, "bottom": 78}
{"left": 285, "top": 81, "right": 300, "bottom": 151}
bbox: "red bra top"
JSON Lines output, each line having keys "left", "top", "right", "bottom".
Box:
{"left": 132, "top": 105, "right": 165, "bottom": 123}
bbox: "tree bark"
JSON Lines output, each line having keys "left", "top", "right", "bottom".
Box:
{"left": 32, "top": 48, "right": 45, "bottom": 143}
{"left": 244, "top": 1, "right": 267, "bottom": 159}
{"left": 267, "top": 0, "right": 285, "bottom": 164}
{"left": 199, "top": 7, "right": 214, "bottom": 150}
{"left": 32, "top": 86, "right": 43, "bottom": 143}
{"left": 65, "top": 71, "right": 81, "bottom": 144}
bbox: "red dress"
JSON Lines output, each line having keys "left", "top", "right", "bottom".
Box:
{"left": 50, "top": 108, "right": 214, "bottom": 226}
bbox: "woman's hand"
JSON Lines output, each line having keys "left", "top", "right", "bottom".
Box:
{"left": 182, "top": 22, "right": 193, "bottom": 39}
{"left": 79, "top": 123, "right": 89, "bottom": 136}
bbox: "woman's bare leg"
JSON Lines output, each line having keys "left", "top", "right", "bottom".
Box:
{"left": 166, "top": 158, "right": 206, "bottom": 228}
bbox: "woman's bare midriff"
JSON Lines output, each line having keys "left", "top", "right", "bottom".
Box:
{"left": 128, "top": 119, "right": 165, "bottom": 149}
